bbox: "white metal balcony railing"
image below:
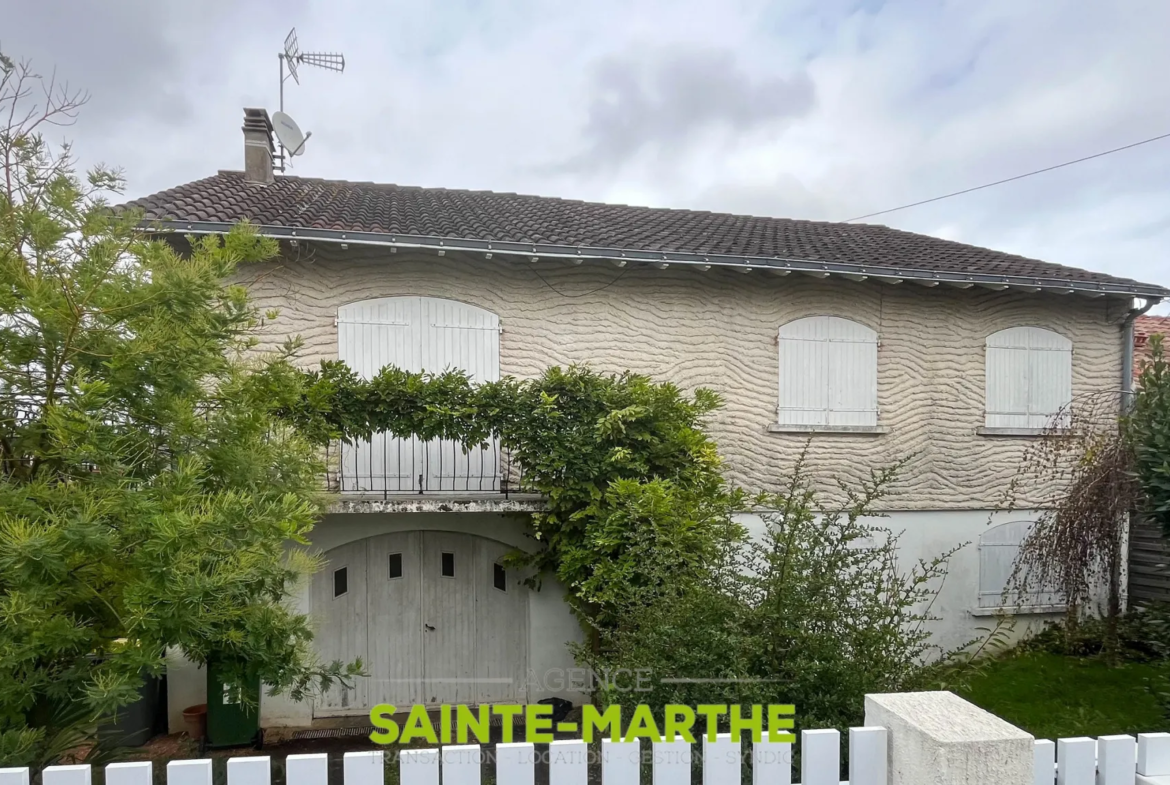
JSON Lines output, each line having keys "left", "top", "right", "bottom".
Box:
{"left": 328, "top": 436, "right": 533, "bottom": 498}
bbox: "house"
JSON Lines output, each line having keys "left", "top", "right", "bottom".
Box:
{"left": 127, "top": 109, "right": 1169, "bottom": 731}
{"left": 1135, "top": 315, "right": 1170, "bottom": 382}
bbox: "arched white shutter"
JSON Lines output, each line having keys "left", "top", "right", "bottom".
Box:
{"left": 338, "top": 298, "right": 421, "bottom": 492}
{"left": 978, "top": 520, "right": 1062, "bottom": 608}
{"left": 337, "top": 297, "right": 500, "bottom": 493}
{"left": 778, "top": 316, "right": 878, "bottom": 427}
{"left": 420, "top": 298, "right": 500, "bottom": 491}
{"left": 985, "top": 327, "right": 1072, "bottom": 429}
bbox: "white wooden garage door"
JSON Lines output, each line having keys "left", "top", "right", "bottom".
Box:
{"left": 312, "top": 531, "right": 529, "bottom": 715}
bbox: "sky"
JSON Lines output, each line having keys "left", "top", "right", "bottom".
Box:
{"left": 4, "top": 0, "right": 1169, "bottom": 306}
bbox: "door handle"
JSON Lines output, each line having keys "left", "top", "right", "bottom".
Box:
{"left": 425, "top": 624, "right": 435, "bottom": 631}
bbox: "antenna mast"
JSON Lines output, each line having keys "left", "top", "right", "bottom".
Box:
{"left": 277, "top": 28, "right": 345, "bottom": 171}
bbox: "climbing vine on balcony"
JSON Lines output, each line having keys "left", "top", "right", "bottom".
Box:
{"left": 255, "top": 353, "right": 745, "bottom": 629}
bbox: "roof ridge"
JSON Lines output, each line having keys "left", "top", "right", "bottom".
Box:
{"left": 239, "top": 171, "right": 863, "bottom": 228}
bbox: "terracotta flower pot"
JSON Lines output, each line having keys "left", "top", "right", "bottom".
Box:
{"left": 181, "top": 704, "right": 208, "bottom": 741}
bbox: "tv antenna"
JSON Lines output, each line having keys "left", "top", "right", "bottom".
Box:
{"left": 276, "top": 28, "right": 345, "bottom": 170}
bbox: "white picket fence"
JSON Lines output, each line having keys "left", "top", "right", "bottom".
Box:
{"left": 1034, "top": 733, "right": 1170, "bottom": 785}
{"left": 3, "top": 729, "right": 1170, "bottom": 785}
{"left": 0, "top": 730, "right": 876, "bottom": 785}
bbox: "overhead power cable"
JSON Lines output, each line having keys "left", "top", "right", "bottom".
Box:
{"left": 842, "top": 130, "right": 1170, "bottom": 223}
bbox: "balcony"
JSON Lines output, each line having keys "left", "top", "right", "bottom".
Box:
{"left": 323, "top": 435, "right": 544, "bottom": 514}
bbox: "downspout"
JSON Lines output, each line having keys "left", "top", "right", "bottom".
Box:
{"left": 1122, "top": 297, "right": 1159, "bottom": 413}
{"left": 1117, "top": 297, "right": 1158, "bottom": 622}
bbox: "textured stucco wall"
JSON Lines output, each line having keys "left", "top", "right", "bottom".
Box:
{"left": 236, "top": 243, "right": 1125, "bottom": 510}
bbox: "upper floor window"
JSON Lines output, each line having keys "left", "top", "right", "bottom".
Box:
{"left": 984, "top": 327, "right": 1072, "bottom": 430}
{"left": 777, "top": 316, "right": 878, "bottom": 428}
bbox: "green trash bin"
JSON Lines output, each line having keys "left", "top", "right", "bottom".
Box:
{"left": 205, "top": 660, "right": 261, "bottom": 749}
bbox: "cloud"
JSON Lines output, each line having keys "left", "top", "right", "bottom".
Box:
{"left": 0, "top": 0, "right": 1167, "bottom": 307}
{"left": 1, "top": 0, "right": 305, "bottom": 131}
{"left": 555, "top": 46, "right": 815, "bottom": 172}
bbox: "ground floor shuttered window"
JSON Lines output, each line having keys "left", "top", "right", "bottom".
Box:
{"left": 978, "top": 520, "right": 1063, "bottom": 609}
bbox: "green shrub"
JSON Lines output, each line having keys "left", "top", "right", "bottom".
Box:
{"left": 575, "top": 455, "right": 954, "bottom": 733}
{"left": 1017, "top": 604, "right": 1170, "bottom": 662}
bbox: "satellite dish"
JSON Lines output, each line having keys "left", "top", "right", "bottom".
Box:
{"left": 272, "top": 111, "right": 310, "bottom": 157}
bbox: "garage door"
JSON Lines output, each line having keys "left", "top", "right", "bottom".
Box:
{"left": 312, "top": 531, "right": 529, "bottom": 715}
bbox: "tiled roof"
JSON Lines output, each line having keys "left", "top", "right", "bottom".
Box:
{"left": 124, "top": 170, "right": 1168, "bottom": 297}
{"left": 1136, "top": 315, "right": 1170, "bottom": 342}
{"left": 1134, "top": 315, "right": 1170, "bottom": 382}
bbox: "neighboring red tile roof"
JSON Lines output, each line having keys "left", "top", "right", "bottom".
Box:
{"left": 124, "top": 170, "right": 1168, "bottom": 297}
{"left": 1136, "top": 315, "right": 1170, "bottom": 382}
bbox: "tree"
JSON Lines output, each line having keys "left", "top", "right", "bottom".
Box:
{"left": 1133, "top": 334, "right": 1170, "bottom": 537}
{"left": 1000, "top": 392, "right": 1138, "bottom": 661}
{"left": 0, "top": 53, "right": 355, "bottom": 766}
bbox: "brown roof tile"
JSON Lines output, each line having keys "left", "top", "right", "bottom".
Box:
{"left": 1135, "top": 315, "right": 1170, "bottom": 381}
{"left": 123, "top": 171, "right": 1168, "bottom": 296}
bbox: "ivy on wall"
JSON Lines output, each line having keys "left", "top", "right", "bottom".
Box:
{"left": 255, "top": 354, "right": 744, "bottom": 628}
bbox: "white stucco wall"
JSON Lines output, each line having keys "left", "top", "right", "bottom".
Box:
{"left": 236, "top": 243, "right": 1127, "bottom": 510}
{"left": 164, "top": 649, "right": 204, "bottom": 735}
{"left": 166, "top": 512, "right": 585, "bottom": 732}
{"left": 166, "top": 508, "right": 1095, "bottom": 731}
{"left": 736, "top": 509, "right": 1074, "bottom": 655}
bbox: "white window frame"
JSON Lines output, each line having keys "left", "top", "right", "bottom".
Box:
{"left": 983, "top": 326, "right": 1072, "bottom": 432}
{"left": 975, "top": 520, "right": 1064, "bottom": 613}
{"left": 774, "top": 316, "right": 879, "bottom": 431}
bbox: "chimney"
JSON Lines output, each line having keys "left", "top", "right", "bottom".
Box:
{"left": 242, "top": 108, "right": 275, "bottom": 184}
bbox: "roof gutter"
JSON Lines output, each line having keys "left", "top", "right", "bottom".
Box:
{"left": 143, "top": 219, "right": 1170, "bottom": 300}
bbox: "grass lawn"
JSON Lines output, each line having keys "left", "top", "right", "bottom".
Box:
{"left": 956, "top": 651, "right": 1170, "bottom": 739}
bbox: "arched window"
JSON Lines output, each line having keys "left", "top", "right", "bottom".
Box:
{"left": 985, "top": 326, "right": 1072, "bottom": 429}
{"left": 978, "top": 520, "right": 1062, "bottom": 609}
{"left": 777, "top": 316, "right": 878, "bottom": 428}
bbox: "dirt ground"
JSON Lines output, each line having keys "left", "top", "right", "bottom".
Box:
{"left": 131, "top": 730, "right": 384, "bottom": 760}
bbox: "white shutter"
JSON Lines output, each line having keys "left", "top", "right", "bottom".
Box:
{"left": 978, "top": 520, "right": 1062, "bottom": 608}
{"left": 419, "top": 298, "right": 501, "bottom": 491}
{"left": 985, "top": 327, "right": 1072, "bottom": 429}
{"left": 337, "top": 297, "right": 501, "bottom": 493}
{"left": 338, "top": 298, "right": 422, "bottom": 492}
{"left": 420, "top": 298, "right": 500, "bottom": 384}
{"left": 778, "top": 316, "right": 878, "bottom": 427}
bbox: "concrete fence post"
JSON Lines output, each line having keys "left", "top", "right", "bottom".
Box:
{"left": 864, "top": 691, "right": 1035, "bottom": 785}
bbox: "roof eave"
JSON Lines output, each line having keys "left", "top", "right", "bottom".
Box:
{"left": 141, "top": 219, "right": 1170, "bottom": 301}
